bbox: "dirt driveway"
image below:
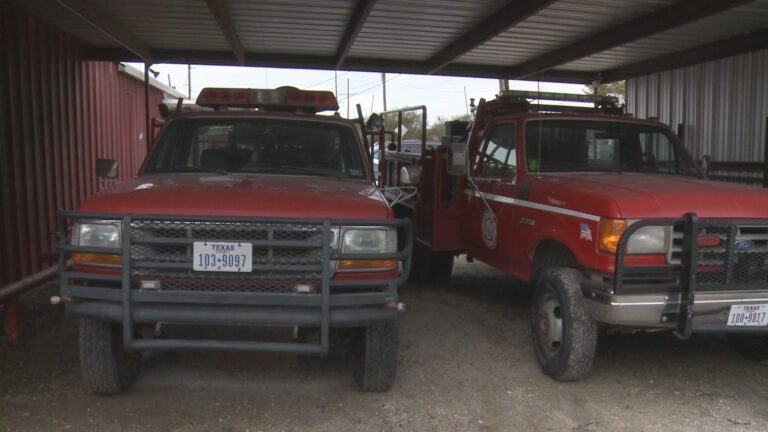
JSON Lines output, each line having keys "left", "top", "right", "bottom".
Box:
{"left": 2, "top": 260, "right": 768, "bottom": 431}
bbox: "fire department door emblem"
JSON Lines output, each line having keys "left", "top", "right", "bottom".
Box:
{"left": 481, "top": 209, "right": 497, "bottom": 250}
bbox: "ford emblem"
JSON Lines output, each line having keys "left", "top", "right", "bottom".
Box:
{"left": 735, "top": 239, "right": 755, "bottom": 250}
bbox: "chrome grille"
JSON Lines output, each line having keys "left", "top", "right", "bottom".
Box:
{"left": 129, "top": 220, "right": 325, "bottom": 293}
{"left": 667, "top": 222, "right": 768, "bottom": 289}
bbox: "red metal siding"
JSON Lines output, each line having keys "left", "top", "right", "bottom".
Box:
{"left": 0, "top": 5, "right": 164, "bottom": 286}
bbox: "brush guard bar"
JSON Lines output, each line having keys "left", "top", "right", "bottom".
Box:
{"left": 58, "top": 211, "right": 412, "bottom": 356}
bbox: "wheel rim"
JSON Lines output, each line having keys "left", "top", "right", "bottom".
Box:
{"left": 536, "top": 289, "right": 563, "bottom": 356}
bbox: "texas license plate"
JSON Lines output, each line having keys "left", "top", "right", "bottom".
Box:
{"left": 192, "top": 242, "right": 252, "bottom": 272}
{"left": 727, "top": 304, "right": 768, "bottom": 327}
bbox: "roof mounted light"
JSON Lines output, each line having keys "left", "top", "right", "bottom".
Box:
{"left": 497, "top": 90, "right": 619, "bottom": 105}
{"left": 196, "top": 86, "right": 339, "bottom": 113}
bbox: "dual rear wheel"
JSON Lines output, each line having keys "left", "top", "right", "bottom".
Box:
{"left": 408, "top": 244, "right": 454, "bottom": 286}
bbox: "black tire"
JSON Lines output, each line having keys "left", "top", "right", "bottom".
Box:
{"left": 531, "top": 244, "right": 578, "bottom": 285}
{"left": 79, "top": 318, "right": 140, "bottom": 395}
{"left": 430, "top": 252, "right": 454, "bottom": 286}
{"left": 408, "top": 243, "right": 432, "bottom": 285}
{"left": 531, "top": 268, "right": 597, "bottom": 381}
{"left": 728, "top": 333, "right": 768, "bottom": 361}
{"left": 353, "top": 322, "right": 398, "bottom": 392}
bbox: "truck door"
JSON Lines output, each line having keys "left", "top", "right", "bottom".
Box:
{"left": 463, "top": 122, "right": 519, "bottom": 268}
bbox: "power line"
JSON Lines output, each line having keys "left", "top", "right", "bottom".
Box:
{"left": 306, "top": 71, "right": 348, "bottom": 89}
{"left": 348, "top": 74, "right": 401, "bottom": 98}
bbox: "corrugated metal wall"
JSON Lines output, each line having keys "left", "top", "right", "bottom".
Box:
{"left": 626, "top": 48, "right": 768, "bottom": 163}
{"left": 0, "top": 5, "right": 164, "bottom": 286}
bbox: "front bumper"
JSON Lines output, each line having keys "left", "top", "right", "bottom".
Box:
{"left": 59, "top": 212, "right": 412, "bottom": 355}
{"left": 583, "top": 214, "right": 768, "bottom": 337}
{"left": 584, "top": 289, "right": 768, "bottom": 332}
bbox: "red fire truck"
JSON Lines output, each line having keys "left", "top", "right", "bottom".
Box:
{"left": 58, "top": 87, "right": 411, "bottom": 394}
{"left": 378, "top": 91, "right": 768, "bottom": 380}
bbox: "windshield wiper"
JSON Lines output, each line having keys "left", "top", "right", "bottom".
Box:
{"left": 591, "top": 167, "right": 623, "bottom": 174}
{"left": 244, "top": 165, "right": 340, "bottom": 178}
{"left": 150, "top": 167, "right": 228, "bottom": 175}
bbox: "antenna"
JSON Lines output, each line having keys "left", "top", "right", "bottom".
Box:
{"left": 464, "top": 86, "right": 469, "bottom": 116}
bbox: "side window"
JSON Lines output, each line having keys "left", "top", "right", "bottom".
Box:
{"left": 638, "top": 132, "right": 676, "bottom": 172}
{"left": 479, "top": 124, "right": 516, "bottom": 178}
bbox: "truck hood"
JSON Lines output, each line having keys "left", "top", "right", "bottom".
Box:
{"left": 79, "top": 174, "right": 391, "bottom": 220}
{"left": 541, "top": 173, "right": 768, "bottom": 219}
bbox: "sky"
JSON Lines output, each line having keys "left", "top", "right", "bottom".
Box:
{"left": 129, "top": 63, "right": 586, "bottom": 125}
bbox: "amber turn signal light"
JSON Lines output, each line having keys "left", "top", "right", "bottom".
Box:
{"left": 338, "top": 259, "right": 397, "bottom": 271}
{"left": 72, "top": 253, "right": 123, "bottom": 266}
{"left": 598, "top": 218, "right": 628, "bottom": 253}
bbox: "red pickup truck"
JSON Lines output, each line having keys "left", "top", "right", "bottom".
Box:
{"left": 381, "top": 91, "right": 768, "bottom": 380}
{"left": 58, "top": 87, "right": 411, "bottom": 394}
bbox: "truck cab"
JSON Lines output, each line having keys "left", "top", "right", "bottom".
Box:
{"left": 59, "top": 87, "right": 411, "bottom": 394}
{"left": 381, "top": 90, "right": 768, "bottom": 380}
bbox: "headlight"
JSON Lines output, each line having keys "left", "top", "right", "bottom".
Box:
{"left": 342, "top": 228, "right": 396, "bottom": 253}
{"left": 72, "top": 220, "right": 123, "bottom": 267}
{"left": 74, "top": 221, "right": 122, "bottom": 247}
{"left": 599, "top": 218, "right": 668, "bottom": 254}
{"left": 626, "top": 225, "right": 668, "bottom": 254}
{"left": 338, "top": 227, "right": 397, "bottom": 271}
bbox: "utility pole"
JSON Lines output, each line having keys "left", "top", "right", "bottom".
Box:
{"left": 187, "top": 64, "right": 192, "bottom": 99}
{"left": 334, "top": 70, "right": 338, "bottom": 97}
{"left": 346, "top": 78, "right": 350, "bottom": 118}
{"left": 498, "top": 78, "right": 509, "bottom": 92}
{"left": 381, "top": 72, "right": 387, "bottom": 111}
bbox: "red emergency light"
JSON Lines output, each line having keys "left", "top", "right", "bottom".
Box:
{"left": 196, "top": 86, "right": 339, "bottom": 113}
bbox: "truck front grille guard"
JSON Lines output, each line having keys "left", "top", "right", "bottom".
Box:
{"left": 614, "top": 214, "right": 768, "bottom": 338}
{"left": 58, "top": 212, "right": 412, "bottom": 355}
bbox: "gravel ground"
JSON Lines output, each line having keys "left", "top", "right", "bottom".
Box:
{"left": 2, "top": 259, "right": 768, "bottom": 431}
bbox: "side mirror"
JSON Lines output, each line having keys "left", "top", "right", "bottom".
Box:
{"left": 445, "top": 142, "right": 468, "bottom": 176}
{"left": 387, "top": 143, "right": 397, "bottom": 151}
{"left": 366, "top": 113, "right": 384, "bottom": 132}
{"left": 399, "top": 165, "right": 422, "bottom": 186}
{"left": 96, "top": 158, "right": 119, "bottom": 179}
{"left": 699, "top": 155, "right": 711, "bottom": 177}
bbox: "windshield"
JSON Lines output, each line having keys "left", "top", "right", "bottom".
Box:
{"left": 144, "top": 118, "right": 367, "bottom": 179}
{"left": 525, "top": 119, "right": 701, "bottom": 177}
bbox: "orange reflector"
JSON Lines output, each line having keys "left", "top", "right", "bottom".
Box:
{"left": 72, "top": 253, "right": 123, "bottom": 266}
{"left": 338, "top": 259, "right": 397, "bottom": 271}
{"left": 697, "top": 235, "right": 721, "bottom": 247}
{"left": 598, "top": 218, "right": 628, "bottom": 253}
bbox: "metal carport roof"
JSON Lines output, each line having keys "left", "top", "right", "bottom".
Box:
{"left": 7, "top": 0, "right": 768, "bottom": 83}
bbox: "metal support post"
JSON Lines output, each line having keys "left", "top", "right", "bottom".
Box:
{"left": 144, "top": 63, "right": 152, "bottom": 153}
{"left": 763, "top": 116, "right": 768, "bottom": 188}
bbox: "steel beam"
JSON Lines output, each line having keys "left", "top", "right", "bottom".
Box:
{"left": 427, "top": 0, "right": 555, "bottom": 73}
{"left": 600, "top": 28, "right": 768, "bottom": 83}
{"left": 56, "top": 0, "right": 153, "bottom": 62}
{"left": 205, "top": 0, "right": 246, "bottom": 65}
{"left": 509, "top": 0, "right": 753, "bottom": 78}
{"left": 82, "top": 46, "right": 594, "bottom": 84}
{"left": 335, "top": 0, "right": 377, "bottom": 69}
